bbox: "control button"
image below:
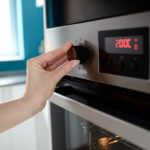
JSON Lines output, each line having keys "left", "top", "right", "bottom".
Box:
{"left": 120, "top": 55, "right": 124, "bottom": 61}
{"left": 106, "top": 60, "right": 113, "bottom": 69}
{"left": 117, "top": 61, "right": 125, "bottom": 70}
{"left": 67, "top": 45, "right": 91, "bottom": 64}
{"left": 99, "top": 50, "right": 112, "bottom": 65}
{"left": 131, "top": 61, "right": 138, "bottom": 72}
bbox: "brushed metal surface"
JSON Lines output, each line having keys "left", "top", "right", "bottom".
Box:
{"left": 44, "top": 6, "right": 150, "bottom": 94}
{"left": 49, "top": 93, "right": 150, "bottom": 149}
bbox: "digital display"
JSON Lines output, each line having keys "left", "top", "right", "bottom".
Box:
{"left": 105, "top": 36, "right": 143, "bottom": 54}
{"left": 99, "top": 27, "right": 149, "bottom": 79}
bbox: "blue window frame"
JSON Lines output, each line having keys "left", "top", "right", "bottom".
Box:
{"left": 0, "top": 0, "right": 44, "bottom": 72}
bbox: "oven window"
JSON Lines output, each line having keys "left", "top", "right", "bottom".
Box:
{"left": 50, "top": 103, "right": 143, "bottom": 150}
{"left": 46, "top": 0, "right": 150, "bottom": 28}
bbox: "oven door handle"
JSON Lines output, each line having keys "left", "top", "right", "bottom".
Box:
{"left": 55, "top": 86, "right": 74, "bottom": 95}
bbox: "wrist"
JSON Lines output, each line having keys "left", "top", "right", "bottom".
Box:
{"left": 22, "top": 93, "right": 46, "bottom": 115}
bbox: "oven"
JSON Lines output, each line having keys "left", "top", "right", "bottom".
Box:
{"left": 43, "top": 0, "right": 150, "bottom": 149}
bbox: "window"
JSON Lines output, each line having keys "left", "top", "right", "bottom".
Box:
{"left": 0, "top": 0, "right": 24, "bottom": 61}
{"left": 36, "top": 0, "right": 44, "bottom": 7}
{"left": 0, "top": 0, "right": 44, "bottom": 72}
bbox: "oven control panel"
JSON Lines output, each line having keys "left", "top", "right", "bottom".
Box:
{"left": 99, "top": 28, "right": 149, "bottom": 79}
{"left": 44, "top": 11, "right": 150, "bottom": 93}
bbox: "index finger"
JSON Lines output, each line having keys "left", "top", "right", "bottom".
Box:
{"left": 38, "top": 42, "right": 73, "bottom": 63}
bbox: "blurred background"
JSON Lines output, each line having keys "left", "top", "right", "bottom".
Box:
{"left": 0, "top": 1, "right": 51, "bottom": 150}
{"left": 0, "top": 0, "right": 44, "bottom": 72}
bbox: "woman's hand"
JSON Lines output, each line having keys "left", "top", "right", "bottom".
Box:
{"left": 0, "top": 42, "right": 79, "bottom": 133}
{"left": 24, "top": 42, "right": 80, "bottom": 112}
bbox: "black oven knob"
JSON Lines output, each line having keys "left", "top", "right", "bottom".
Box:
{"left": 67, "top": 45, "right": 91, "bottom": 64}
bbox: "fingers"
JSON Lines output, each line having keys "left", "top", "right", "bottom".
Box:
{"left": 45, "top": 55, "right": 68, "bottom": 71}
{"left": 54, "top": 60, "right": 80, "bottom": 81}
{"left": 38, "top": 42, "right": 73, "bottom": 64}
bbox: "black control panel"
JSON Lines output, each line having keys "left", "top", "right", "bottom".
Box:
{"left": 99, "top": 27, "right": 149, "bottom": 79}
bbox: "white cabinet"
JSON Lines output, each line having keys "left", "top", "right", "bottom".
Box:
{"left": 0, "top": 85, "right": 16, "bottom": 150}
{"left": 0, "top": 84, "right": 37, "bottom": 150}
{"left": 35, "top": 101, "right": 52, "bottom": 150}
{"left": 0, "top": 129, "right": 11, "bottom": 150}
{"left": 0, "top": 84, "right": 51, "bottom": 150}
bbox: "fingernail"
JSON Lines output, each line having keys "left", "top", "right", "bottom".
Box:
{"left": 67, "top": 41, "right": 73, "bottom": 46}
{"left": 71, "top": 60, "right": 80, "bottom": 67}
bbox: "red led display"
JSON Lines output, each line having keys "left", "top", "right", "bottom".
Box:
{"left": 115, "top": 38, "right": 139, "bottom": 51}
{"left": 115, "top": 38, "right": 132, "bottom": 49}
{"left": 105, "top": 35, "right": 143, "bottom": 54}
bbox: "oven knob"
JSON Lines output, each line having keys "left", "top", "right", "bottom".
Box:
{"left": 67, "top": 45, "right": 91, "bottom": 64}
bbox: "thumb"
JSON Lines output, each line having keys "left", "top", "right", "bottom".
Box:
{"left": 54, "top": 60, "right": 80, "bottom": 81}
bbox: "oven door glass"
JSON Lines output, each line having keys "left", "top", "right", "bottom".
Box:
{"left": 50, "top": 103, "right": 143, "bottom": 150}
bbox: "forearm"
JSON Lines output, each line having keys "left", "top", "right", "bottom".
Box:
{"left": 0, "top": 96, "right": 40, "bottom": 133}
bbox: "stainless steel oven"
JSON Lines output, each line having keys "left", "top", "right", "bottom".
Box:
{"left": 44, "top": 0, "right": 150, "bottom": 149}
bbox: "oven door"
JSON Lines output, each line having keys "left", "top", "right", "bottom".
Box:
{"left": 48, "top": 77, "right": 150, "bottom": 150}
